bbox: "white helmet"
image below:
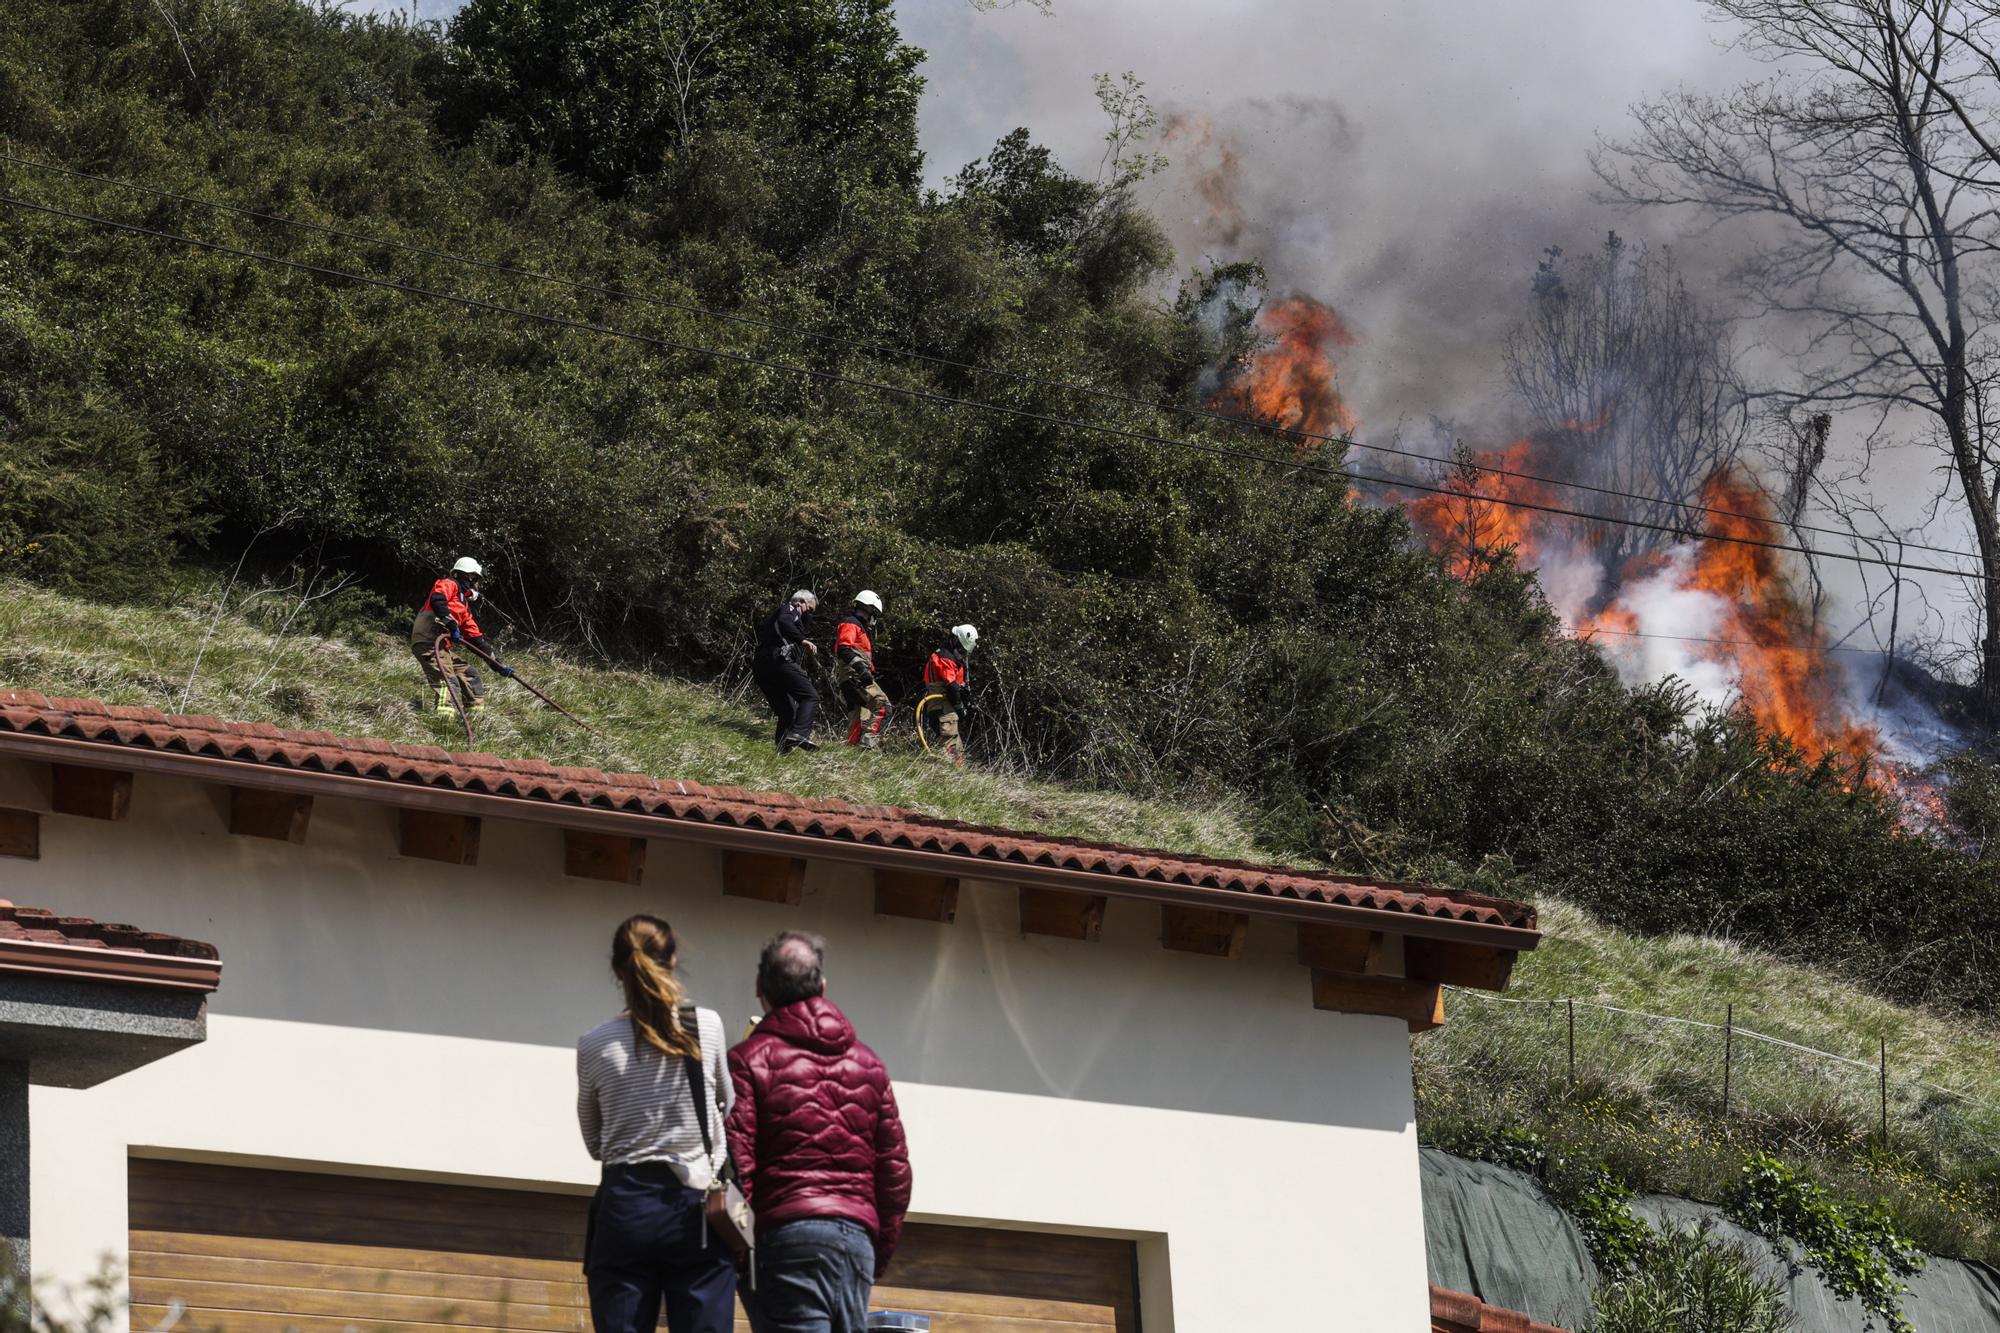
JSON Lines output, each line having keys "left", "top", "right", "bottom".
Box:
{"left": 853, "top": 590, "right": 884, "bottom": 614}
{"left": 790, "top": 589, "right": 818, "bottom": 610}
{"left": 952, "top": 623, "right": 979, "bottom": 653}
{"left": 452, "top": 556, "right": 484, "bottom": 577}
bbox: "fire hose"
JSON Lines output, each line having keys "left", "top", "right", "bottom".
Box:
{"left": 453, "top": 633, "right": 607, "bottom": 739}
{"left": 432, "top": 633, "right": 605, "bottom": 741}
{"left": 431, "top": 633, "right": 476, "bottom": 747}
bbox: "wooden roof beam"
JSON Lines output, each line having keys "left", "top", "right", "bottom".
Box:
{"left": 1018, "top": 886, "right": 1106, "bottom": 941}
{"left": 228, "top": 788, "right": 312, "bottom": 844}
{"left": 1161, "top": 905, "right": 1248, "bottom": 959}
{"left": 875, "top": 869, "right": 958, "bottom": 924}
{"left": 565, "top": 831, "right": 646, "bottom": 884}
{"left": 51, "top": 763, "right": 130, "bottom": 821}
{"left": 1312, "top": 970, "right": 1444, "bottom": 1033}
{"left": 399, "top": 809, "right": 481, "bottom": 866}
{"left": 724, "top": 851, "right": 806, "bottom": 906}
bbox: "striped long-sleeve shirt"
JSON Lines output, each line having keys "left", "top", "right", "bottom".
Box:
{"left": 576, "top": 1007, "right": 730, "bottom": 1187}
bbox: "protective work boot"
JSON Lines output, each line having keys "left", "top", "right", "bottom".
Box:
{"left": 431, "top": 685, "right": 450, "bottom": 713}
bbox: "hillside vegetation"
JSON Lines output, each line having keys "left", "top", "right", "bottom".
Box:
{"left": 1, "top": 578, "right": 1995, "bottom": 1268}
{"left": 4, "top": 0, "right": 1999, "bottom": 1027}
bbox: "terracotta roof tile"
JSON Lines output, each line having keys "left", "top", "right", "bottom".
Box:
{"left": 1429, "top": 1286, "right": 1569, "bottom": 1333}
{"left": 0, "top": 690, "right": 1537, "bottom": 935}
{"left": 0, "top": 903, "right": 217, "bottom": 961}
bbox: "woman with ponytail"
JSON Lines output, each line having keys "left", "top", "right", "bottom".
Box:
{"left": 577, "top": 915, "right": 736, "bottom": 1333}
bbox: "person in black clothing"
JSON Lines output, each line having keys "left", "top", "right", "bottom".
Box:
{"left": 754, "top": 591, "right": 822, "bottom": 754}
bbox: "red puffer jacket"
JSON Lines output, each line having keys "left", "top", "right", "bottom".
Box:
{"left": 726, "top": 996, "right": 913, "bottom": 1275}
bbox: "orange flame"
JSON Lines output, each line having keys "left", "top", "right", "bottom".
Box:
{"left": 1213, "top": 295, "right": 1360, "bottom": 443}
{"left": 1403, "top": 439, "right": 1570, "bottom": 577}
{"left": 1407, "top": 444, "right": 1878, "bottom": 773}
{"left": 1669, "top": 471, "right": 1878, "bottom": 769}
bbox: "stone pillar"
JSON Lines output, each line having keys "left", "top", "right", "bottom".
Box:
{"left": 0, "top": 1059, "right": 25, "bottom": 1314}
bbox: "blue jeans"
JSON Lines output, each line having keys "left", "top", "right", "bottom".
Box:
{"left": 586, "top": 1163, "right": 738, "bottom": 1333}
{"left": 746, "top": 1218, "right": 875, "bottom": 1333}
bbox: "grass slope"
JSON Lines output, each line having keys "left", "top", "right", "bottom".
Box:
{"left": 2, "top": 576, "right": 1995, "bottom": 1259}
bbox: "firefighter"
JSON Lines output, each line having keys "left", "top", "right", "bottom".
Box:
{"left": 834, "top": 590, "right": 890, "bottom": 750}
{"left": 918, "top": 623, "right": 978, "bottom": 764}
{"left": 754, "top": 590, "right": 822, "bottom": 754}
{"left": 410, "top": 557, "right": 515, "bottom": 714}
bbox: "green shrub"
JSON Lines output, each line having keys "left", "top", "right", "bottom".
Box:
{"left": 1726, "top": 1154, "right": 1923, "bottom": 1333}
{"left": 1589, "top": 1222, "right": 1791, "bottom": 1333}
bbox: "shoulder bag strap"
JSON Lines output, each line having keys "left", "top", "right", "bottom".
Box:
{"left": 677, "top": 1003, "right": 717, "bottom": 1170}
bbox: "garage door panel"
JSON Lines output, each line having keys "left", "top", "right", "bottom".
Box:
{"left": 129, "top": 1161, "right": 1139, "bottom": 1333}
{"left": 130, "top": 1249, "right": 577, "bottom": 1304}
{"left": 131, "top": 1237, "right": 581, "bottom": 1290}
{"left": 130, "top": 1166, "right": 586, "bottom": 1255}
{"left": 129, "top": 1276, "right": 582, "bottom": 1332}
{"left": 131, "top": 1303, "right": 578, "bottom": 1333}
{"left": 889, "top": 1225, "right": 1137, "bottom": 1330}
{"left": 130, "top": 1199, "right": 582, "bottom": 1262}
{"left": 871, "top": 1283, "right": 1116, "bottom": 1326}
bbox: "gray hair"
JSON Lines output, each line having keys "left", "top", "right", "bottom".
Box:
{"left": 758, "top": 930, "right": 826, "bottom": 1008}
{"left": 789, "top": 589, "right": 818, "bottom": 609}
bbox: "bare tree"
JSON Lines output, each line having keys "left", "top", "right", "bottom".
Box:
{"left": 1504, "top": 233, "right": 1752, "bottom": 570}
{"left": 1597, "top": 0, "right": 2000, "bottom": 713}
{"left": 648, "top": 0, "right": 731, "bottom": 160}
{"left": 1773, "top": 409, "right": 1833, "bottom": 616}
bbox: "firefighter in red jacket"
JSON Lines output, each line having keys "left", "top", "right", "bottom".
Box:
{"left": 410, "top": 557, "right": 514, "bottom": 714}
{"left": 918, "top": 624, "right": 978, "bottom": 764}
{"left": 833, "top": 591, "right": 890, "bottom": 750}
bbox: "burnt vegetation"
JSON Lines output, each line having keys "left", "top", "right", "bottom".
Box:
{"left": 0, "top": 0, "right": 1996, "bottom": 1027}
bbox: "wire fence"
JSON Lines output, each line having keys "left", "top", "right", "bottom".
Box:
{"left": 1438, "top": 985, "right": 2000, "bottom": 1153}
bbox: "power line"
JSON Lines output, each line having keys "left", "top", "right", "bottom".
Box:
{"left": 4, "top": 187, "right": 1994, "bottom": 588}
{"left": 6, "top": 147, "right": 1986, "bottom": 567}
{"left": 1580, "top": 625, "right": 1894, "bottom": 655}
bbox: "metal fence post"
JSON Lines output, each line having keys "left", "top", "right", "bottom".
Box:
{"left": 1567, "top": 998, "right": 1576, "bottom": 1086}
{"left": 1879, "top": 1037, "right": 1889, "bottom": 1148}
{"left": 1722, "top": 1003, "right": 1733, "bottom": 1118}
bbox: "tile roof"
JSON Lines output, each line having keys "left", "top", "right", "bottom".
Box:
{"left": 0, "top": 690, "right": 1537, "bottom": 943}
{"left": 1430, "top": 1286, "right": 1570, "bottom": 1333}
{"left": 0, "top": 899, "right": 222, "bottom": 993}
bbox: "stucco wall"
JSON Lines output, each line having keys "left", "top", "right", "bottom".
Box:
{"left": 0, "top": 758, "right": 1431, "bottom": 1330}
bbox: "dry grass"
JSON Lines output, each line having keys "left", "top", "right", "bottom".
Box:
{"left": 0, "top": 578, "right": 1267, "bottom": 857}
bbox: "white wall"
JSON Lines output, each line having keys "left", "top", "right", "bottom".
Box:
{"left": 0, "top": 758, "right": 1431, "bottom": 1330}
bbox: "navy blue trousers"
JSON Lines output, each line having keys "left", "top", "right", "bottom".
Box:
{"left": 743, "top": 1218, "right": 875, "bottom": 1333}
{"left": 586, "top": 1163, "right": 738, "bottom": 1333}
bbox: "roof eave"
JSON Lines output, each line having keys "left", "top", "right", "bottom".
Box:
{"left": 0, "top": 937, "right": 222, "bottom": 993}
{"left": 0, "top": 731, "right": 1541, "bottom": 953}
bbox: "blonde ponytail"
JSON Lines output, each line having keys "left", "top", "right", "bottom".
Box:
{"left": 611, "top": 915, "right": 701, "bottom": 1060}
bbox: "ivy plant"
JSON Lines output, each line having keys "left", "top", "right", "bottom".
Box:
{"left": 1725, "top": 1154, "right": 1924, "bottom": 1333}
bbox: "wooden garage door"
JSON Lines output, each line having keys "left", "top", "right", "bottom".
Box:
{"left": 130, "top": 1159, "right": 1139, "bottom": 1333}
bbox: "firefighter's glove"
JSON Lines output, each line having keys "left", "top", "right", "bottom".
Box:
{"left": 498, "top": 664, "right": 518, "bottom": 679}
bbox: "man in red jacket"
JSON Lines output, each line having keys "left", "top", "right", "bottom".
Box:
{"left": 727, "top": 932, "right": 912, "bottom": 1333}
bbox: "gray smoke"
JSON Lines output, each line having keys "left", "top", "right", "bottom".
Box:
{"left": 901, "top": 0, "right": 1762, "bottom": 427}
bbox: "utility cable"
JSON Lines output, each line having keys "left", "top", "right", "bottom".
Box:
{"left": 3, "top": 147, "right": 1985, "bottom": 567}
{"left": 4, "top": 187, "right": 1994, "bottom": 586}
